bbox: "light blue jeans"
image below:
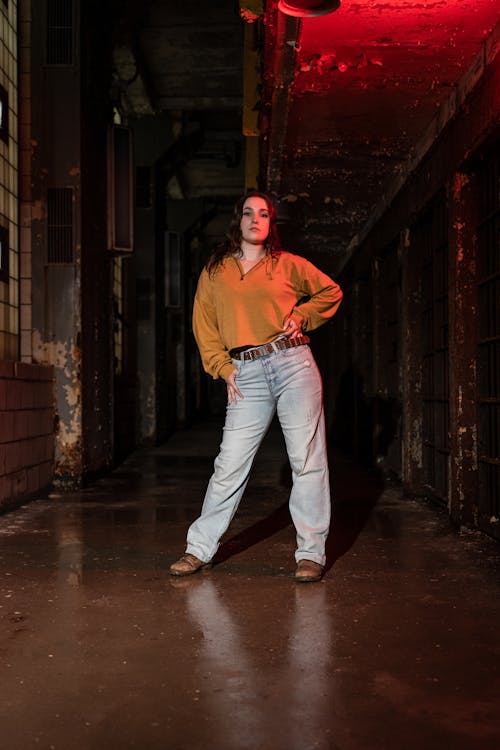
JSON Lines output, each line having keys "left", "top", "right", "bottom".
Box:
{"left": 186, "top": 344, "right": 331, "bottom": 566}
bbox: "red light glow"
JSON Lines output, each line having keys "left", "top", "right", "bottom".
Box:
{"left": 297, "top": 0, "right": 500, "bottom": 61}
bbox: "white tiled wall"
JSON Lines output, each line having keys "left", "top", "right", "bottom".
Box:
{"left": 0, "top": 0, "right": 18, "bottom": 361}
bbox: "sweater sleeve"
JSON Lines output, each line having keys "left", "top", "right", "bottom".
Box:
{"left": 290, "top": 257, "right": 343, "bottom": 332}
{"left": 192, "top": 269, "right": 236, "bottom": 381}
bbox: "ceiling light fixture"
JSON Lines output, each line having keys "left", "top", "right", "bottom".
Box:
{"left": 277, "top": 0, "right": 340, "bottom": 18}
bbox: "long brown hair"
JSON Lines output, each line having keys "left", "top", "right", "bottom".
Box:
{"left": 206, "top": 192, "right": 282, "bottom": 276}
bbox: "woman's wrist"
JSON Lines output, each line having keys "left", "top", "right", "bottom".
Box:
{"left": 220, "top": 363, "right": 237, "bottom": 382}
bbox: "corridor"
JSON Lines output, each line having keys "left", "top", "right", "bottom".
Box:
{"left": 1, "top": 418, "right": 499, "bottom": 750}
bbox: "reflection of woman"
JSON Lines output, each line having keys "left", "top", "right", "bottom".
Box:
{"left": 170, "top": 192, "right": 343, "bottom": 582}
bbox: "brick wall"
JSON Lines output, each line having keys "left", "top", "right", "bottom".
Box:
{"left": 0, "top": 361, "right": 55, "bottom": 510}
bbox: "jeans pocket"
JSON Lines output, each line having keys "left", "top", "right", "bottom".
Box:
{"left": 279, "top": 344, "right": 311, "bottom": 359}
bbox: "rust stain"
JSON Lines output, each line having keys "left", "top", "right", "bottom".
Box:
{"left": 32, "top": 331, "right": 68, "bottom": 369}
{"left": 453, "top": 173, "right": 471, "bottom": 263}
{"left": 240, "top": 7, "right": 260, "bottom": 23}
{"left": 298, "top": 51, "right": 384, "bottom": 79}
{"left": 54, "top": 441, "right": 82, "bottom": 479}
{"left": 32, "top": 331, "right": 83, "bottom": 480}
{"left": 453, "top": 171, "right": 469, "bottom": 198}
{"left": 239, "top": 0, "right": 263, "bottom": 25}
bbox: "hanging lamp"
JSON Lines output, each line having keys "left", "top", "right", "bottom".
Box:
{"left": 277, "top": 0, "right": 340, "bottom": 17}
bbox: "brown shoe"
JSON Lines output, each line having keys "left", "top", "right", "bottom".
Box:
{"left": 169, "top": 553, "right": 211, "bottom": 577}
{"left": 295, "top": 559, "right": 324, "bottom": 583}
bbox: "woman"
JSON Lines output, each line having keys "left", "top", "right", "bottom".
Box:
{"left": 170, "top": 192, "right": 343, "bottom": 582}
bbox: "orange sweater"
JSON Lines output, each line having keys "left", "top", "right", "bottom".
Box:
{"left": 193, "top": 251, "right": 343, "bottom": 380}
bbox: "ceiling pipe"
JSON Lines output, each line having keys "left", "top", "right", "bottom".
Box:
{"left": 277, "top": 0, "right": 340, "bottom": 18}
{"left": 264, "top": 10, "right": 300, "bottom": 195}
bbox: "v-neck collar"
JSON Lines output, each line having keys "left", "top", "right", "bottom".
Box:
{"left": 233, "top": 255, "right": 265, "bottom": 278}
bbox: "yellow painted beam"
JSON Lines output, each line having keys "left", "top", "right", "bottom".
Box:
{"left": 241, "top": 3, "right": 264, "bottom": 188}
{"left": 242, "top": 23, "right": 261, "bottom": 137}
{"left": 245, "top": 136, "right": 260, "bottom": 191}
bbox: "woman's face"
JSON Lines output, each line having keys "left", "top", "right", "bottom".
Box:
{"left": 240, "top": 196, "right": 271, "bottom": 246}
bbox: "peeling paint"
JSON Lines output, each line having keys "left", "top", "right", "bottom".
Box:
{"left": 239, "top": 0, "right": 263, "bottom": 23}
{"left": 63, "top": 383, "right": 79, "bottom": 408}
{"left": 299, "top": 51, "right": 383, "bottom": 76}
{"left": 32, "top": 331, "right": 68, "bottom": 369}
{"left": 32, "top": 330, "right": 83, "bottom": 479}
{"left": 240, "top": 8, "right": 260, "bottom": 23}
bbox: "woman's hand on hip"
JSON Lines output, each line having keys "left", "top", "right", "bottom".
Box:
{"left": 226, "top": 370, "right": 244, "bottom": 404}
{"left": 283, "top": 315, "right": 302, "bottom": 339}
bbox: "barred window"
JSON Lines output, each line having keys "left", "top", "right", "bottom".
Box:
{"left": 46, "top": 0, "right": 73, "bottom": 65}
{"left": 47, "top": 188, "right": 74, "bottom": 264}
{"left": 477, "top": 141, "right": 500, "bottom": 522}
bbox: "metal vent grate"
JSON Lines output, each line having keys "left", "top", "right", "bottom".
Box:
{"left": 46, "top": 0, "right": 73, "bottom": 65}
{"left": 47, "top": 188, "right": 74, "bottom": 263}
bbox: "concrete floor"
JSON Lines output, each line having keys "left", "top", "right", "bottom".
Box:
{"left": 1, "top": 418, "right": 500, "bottom": 750}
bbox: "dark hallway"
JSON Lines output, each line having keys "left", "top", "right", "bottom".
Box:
{"left": 0, "top": 2, "right": 500, "bottom": 748}
{"left": 1, "top": 418, "right": 500, "bottom": 750}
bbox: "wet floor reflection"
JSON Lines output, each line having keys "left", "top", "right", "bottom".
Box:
{"left": 172, "top": 576, "right": 266, "bottom": 747}
{"left": 172, "top": 575, "right": 337, "bottom": 749}
{"left": 287, "top": 585, "right": 336, "bottom": 750}
{"left": 2, "top": 418, "right": 500, "bottom": 750}
{"left": 56, "top": 506, "right": 84, "bottom": 587}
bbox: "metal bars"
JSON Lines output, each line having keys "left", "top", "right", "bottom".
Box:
{"left": 477, "top": 142, "right": 500, "bottom": 520}
{"left": 47, "top": 188, "right": 73, "bottom": 264}
{"left": 46, "top": 0, "right": 73, "bottom": 65}
{"left": 417, "top": 191, "right": 450, "bottom": 502}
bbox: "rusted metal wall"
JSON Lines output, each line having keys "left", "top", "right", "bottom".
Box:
{"left": 447, "top": 172, "right": 478, "bottom": 528}
{"left": 30, "top": 0, "right": 84, "bottom": 485}
{"left": 29, "top": 0, "right": 117, "bottom": 485}
{"left": 473, "top": 142, "right": 500, "bottom": 535}
{"left": 333, "top": 36, "right": 499, "bottom": 534}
